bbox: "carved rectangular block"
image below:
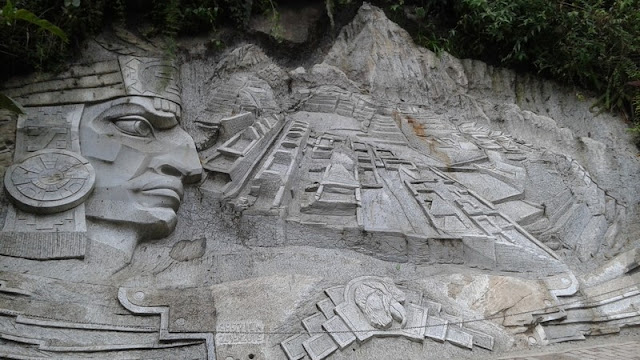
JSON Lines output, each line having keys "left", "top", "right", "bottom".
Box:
{"left": 312, "top": 148, "right": 332, "bottom": 159}
{"left": 0, "top": 232, "right": 85, "bottom": 260}
{"left": 402, "top": 288, "right": 423, "bottom": 306}
{"left": 542, "top": 324, "right": 586, "bottom": 343}
{"left": 440, "top": 313, "right": 462, "bottom": 328}
{"left": 302, "top": 333, "right": 338, "bottom": 360}
{"left": 324, "top": 286, "right": 345, "bottom": 305}
{"left": 402, "top": 303, "right": 429, "bottom": 340}
{"left": 322, "top": 315, "right": 356, "bottom": 349}
{"left": 424, "top": 315, "right": 448, "bottom": 342}
{"left": 317, "top": 298, "right": 335, "bottom": 319}
{"left": 446, "top": 326, "right": 473, "bottom": 349}
{"left": 422, "top": 299, "right": 442, "bottom": 315}
{"left": 281, "top": 333, "right": 309, "bottom": 360}
{"left": 336, "top": 302, "right": 374, "bottom": 342}
{"left": 464, "top": 327, "right": 495, "bottom": 350}
{"left": 302, "top": 312, "right": 326, "bottom": 334}
{"left": 462, "top": 235, "right": 496, "bottom": 269}
{"left": 407, "top": 234, "right": 430, "bottom": 265}
{"left": 220, "top": 112, "right": 255, "bottom": 138}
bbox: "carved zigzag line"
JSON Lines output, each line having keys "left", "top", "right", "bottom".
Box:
{"left": 117, "top": 288, "right": 216, "bottom": 360}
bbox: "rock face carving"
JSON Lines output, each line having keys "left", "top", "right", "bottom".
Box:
{"left": 281, "top": 276, "right": 496, "bottom": 360}
{"left": 352, "top": 278, "right": 407, "bottom": 330}
{"left": 0, "top": 3, "right": 639, "bottom": 360}
{"left": 335, "top": 276, "right": 423, "bottom": 342}
{"left": 2, "top": 57, "right": 202, "bottom": 262}
{"left": 80, "top": 95, "right": 201, "bottom": 251}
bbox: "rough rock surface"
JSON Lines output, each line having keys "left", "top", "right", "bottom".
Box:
{"left": 0, "top": 3, "right": 639, "bottom": 360}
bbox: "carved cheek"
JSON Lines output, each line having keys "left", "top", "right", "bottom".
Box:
{"left": 83, "top": 137, "right": 122, "bottom": 163}
{"left": 93, "top": 144, "right": 148, "bottom": 186}
{"left": 81, "top": 126, "right": 148, "bottom": 186}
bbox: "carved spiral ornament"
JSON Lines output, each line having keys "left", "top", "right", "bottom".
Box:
{"left": 4, "top": 149, "right": 95, "bottom": 214}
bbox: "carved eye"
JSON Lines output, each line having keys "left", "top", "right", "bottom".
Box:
{"left": 113, "top": 116, "right": 153, "bottom": 137}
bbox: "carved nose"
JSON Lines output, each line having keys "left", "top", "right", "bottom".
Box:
{"left": 150, "top": 145, "right": 203, "bottom": 184}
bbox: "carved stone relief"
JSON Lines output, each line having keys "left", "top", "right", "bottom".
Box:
{"left": 0, "top": 3, "right": 639, "bottom": 360}
{"left": 281, "top": 276, "right": 497, "bottom": 360}
{"left": 2, "top": 56, "right": 202, "bottom": 263}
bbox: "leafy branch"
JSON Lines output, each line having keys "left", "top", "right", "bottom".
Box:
{"left": 0, "top": 0, "right": 71, "bottom": 114}
{"left": 0, "top": 0, "right": 68, "bottom": 43}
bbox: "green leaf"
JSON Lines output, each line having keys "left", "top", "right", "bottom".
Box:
{"left": 0, "top": 94, "right": 25, "bottom": 115}
{"left": 13, "top": 9, "right": 68, "bottom": 42}
{"left": 2, "top": 0, "right": 15, "bottom": 21}
{"left": 72, "top": 0, "right": 80, "bottom": 8}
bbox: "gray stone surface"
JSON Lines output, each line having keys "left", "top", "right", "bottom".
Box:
{"left": 302, "top": 333, "right": 338, "bottom": 360}
{"left": 281, "top": 333, "right": 309, "bottom": 360}
{"left": 0, "top": 2, "right": 639, "bottom": 359}
{"left": 322, "top": 316, "right": 355, "bottom": 349}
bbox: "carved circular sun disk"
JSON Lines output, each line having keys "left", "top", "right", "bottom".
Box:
{"left": 4, "top": 149, "right": 96, "bottom": 214}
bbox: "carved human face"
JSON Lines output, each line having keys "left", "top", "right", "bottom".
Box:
{"left": 79, "top": 96, "right": 202, "bottom": 239}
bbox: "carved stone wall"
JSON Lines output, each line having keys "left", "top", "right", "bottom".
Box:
{"left": 0, "top": 3, "right": 639, "bottom": 360}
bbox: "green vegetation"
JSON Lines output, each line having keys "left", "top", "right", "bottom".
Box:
{"left": 0, "top": 93, "right": 25, "bottom": 114}
{"left": 0, "top": 0, "right": 247, "bottom": 79}
{"left": 0, "top": 0, "right": 108, "bottom": 76}
{"left": 367, "top": 0, "right": 640, "bottom": 127}
{"left": 1, "top": 0, "right": 67, "bottom": 42}
{"left": 1, "top": 0, "right": 638, "bottom": 130}
{"left": 447, "top": 0, "right": 640, "bottom": 128}
{"left": 1, "top": 0, "right": 70, "bottom": 114}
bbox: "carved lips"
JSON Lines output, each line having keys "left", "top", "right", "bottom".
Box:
{"left": 139, "top": 178, "right": 184, "bottom": 210}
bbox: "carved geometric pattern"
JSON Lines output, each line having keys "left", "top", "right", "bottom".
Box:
{"left": 4, "top": 149, "right": 95, "bottom": 214}
{"left": 282, "top": 276, "right": 496, "bottom": 359}
{"left": 118, "top": 288, "right": 216, "bottom": 360}
{"left": 119, "top": 56, "right": 182, "bottom": 106}
{"left": 0, "top": 231, "right": 85, "bottom": 260}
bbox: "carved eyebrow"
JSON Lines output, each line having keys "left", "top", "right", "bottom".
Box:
{"left": 144, "top": 109, "right": 178, "bottom": 130}
{"left": 107, "top": 102, "right": 178, "bottom": 130}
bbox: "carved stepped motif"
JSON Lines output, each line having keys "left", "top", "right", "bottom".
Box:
{"left": 365, "top": 114, "right": 408, "bottom": 144}
{"left": 202, "top": 114, "right": 284, "bottom": 198}
{"left": 536, "top": 272, "right": 640, "bottom": 344}
{"left": 458, "top": 122, "right": 523, "bottom": 154}
{"left": 0, "top": 272, "right": 214, "bottom": 359}
{"left": 249, "top": 120, "right": 310, "bottom": 210}
{"left": 276, "top": 115, "right": 568, "bottom": 272}
{"left": 302, "top": 88, "right": 377, "bottom": 125}
{"left": 280, "top": 276, "right": 494, "bottom": 360}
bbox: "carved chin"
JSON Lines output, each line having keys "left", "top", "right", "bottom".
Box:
{"left": 137, "top": 206, "right": 179, "bottom": 240}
